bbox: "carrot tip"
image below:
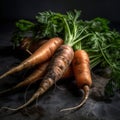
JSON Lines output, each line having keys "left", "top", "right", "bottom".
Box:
{"left": 0, "top": 74, "right": 6, "bottom": 79}
{"left": 60, "top": 85, "right": 90, "bottom": 112}
{"left": 0, "top": 89, "right": 11, "bottom": 95}
{"left": 0, "top": 106, "right": 18, "bottom": 111}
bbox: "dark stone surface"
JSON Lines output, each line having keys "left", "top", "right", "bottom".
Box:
{"left": 0, "top": 23, "right": 120, "bottom": 120}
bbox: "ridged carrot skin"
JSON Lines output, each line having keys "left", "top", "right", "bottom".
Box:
{"left": 0, "top": 37, "right": 63, "bottom": 79}
{"left": 1, "top": 45, "right": 74, "bottom": 111}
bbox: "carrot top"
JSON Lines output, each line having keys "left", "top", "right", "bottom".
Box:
{"left": 62, "top": 11, "right": 88, "bottom": 47}
{"left": 11, "top": 10, "right": 91, "bottom": 49}
{"left": 36, "top": 10, "right": 90, "bottom": 48}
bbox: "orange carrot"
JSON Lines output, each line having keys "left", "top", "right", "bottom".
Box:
{"left": 72, "top": 50, "right": 92, "bottom": 88}
{"left": 2, "top": 45, "right": 74, "bottom": 111}
{"left": 0, "top": 37, "right": 63, "bottom": 79}
{"left": 61, "top": 50, "right": 92, "bottom": 111}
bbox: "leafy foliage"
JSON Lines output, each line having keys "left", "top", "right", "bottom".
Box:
{"left": 11, "top": 19, "right": 35, "bottom": 47}
{"left": 35, "top": 11, "right": 65, "bottom": 39}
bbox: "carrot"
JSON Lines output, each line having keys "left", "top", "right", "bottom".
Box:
{"left": 0, "top": 61, "right": 49, "bottom": 95}
{"left": 20, "top": 37, "right": 48, "bottom": 55}
{"left": 0, "top": 37, "right": 63, "bottom": 79}
{"left": 1, "top": 44, "right": 74, "bottom": 111}
{"left": 60, "top": 50, "right": 92, "bottom": 111}
{"left": 72, "top": 50, "right": 92, "bottom": 88}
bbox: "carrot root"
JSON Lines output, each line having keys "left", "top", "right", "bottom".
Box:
{"left": 60, "top": 85, "right": 89, "bottom": 112}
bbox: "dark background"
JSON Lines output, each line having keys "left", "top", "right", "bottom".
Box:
{"left": 0, "top": 1, "right": 120, "bottom": 120}
{"left": 1, "top": 0, "right": 120, "bottom": 34}
{"left": 1, "top": 0, "right": 120, "bottom": 22}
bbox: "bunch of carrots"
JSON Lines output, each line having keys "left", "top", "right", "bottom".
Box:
{"left": 0, "top": 10, "right": 120, "bottom": 112}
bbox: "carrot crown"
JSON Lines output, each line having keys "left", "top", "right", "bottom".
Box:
{"left": 62, "top": 10, "right": 91, "bottom": 47}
